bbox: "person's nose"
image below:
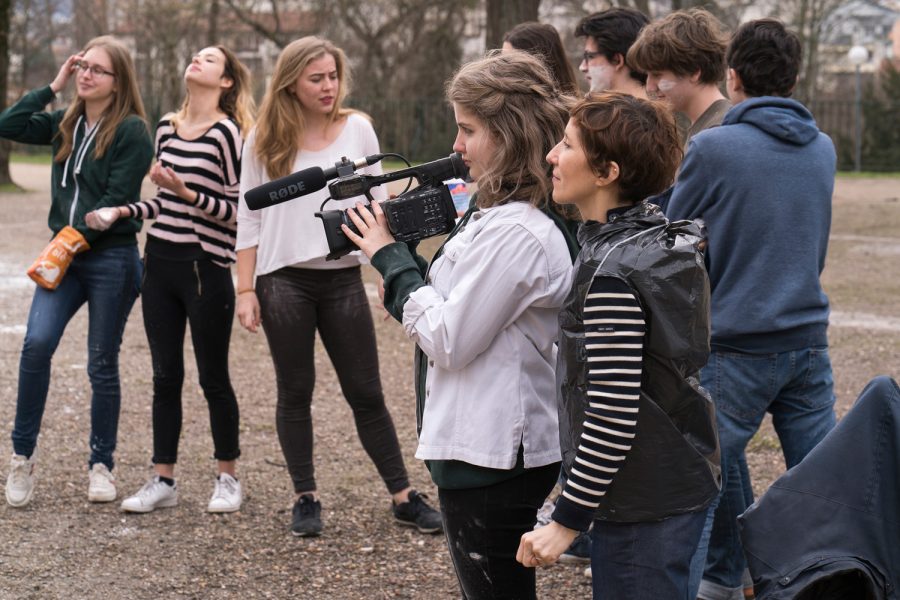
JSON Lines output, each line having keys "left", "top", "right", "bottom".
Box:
{"left": 452, "top": 133, "right": 465, "bottom": 154}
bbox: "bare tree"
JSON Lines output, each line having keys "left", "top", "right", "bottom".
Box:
{"left": 779, "top": 0, "right": 847, "bottom": 101}
{"left": 207, "top": 0, "right": 220, "bottom": 46}
{"left": 122, "top": 0, "right": 205, "bottom": 123}
{"left": 73, "top": 0, "right": 109, "bottom": 48}
{"left": 0, "top": 0, "right": 12, "bottom": 186}
{"left": 10, "top": 0, "right": 66, "bottom": 94}
{"left": 219, "top": 0, "right": 304, "bottom": 48}
{"left": 485, "top": 0, "right": 541, "bottom": 49}
{"left": 318, "top": 0, "right": 470, "bottom": 158}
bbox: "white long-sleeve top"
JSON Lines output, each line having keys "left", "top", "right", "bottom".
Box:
{"left": 404, "top": 201, "right": 573, "bottom": 469}
{"left": 236, "top": 113, "right": 387, "bottom": 273}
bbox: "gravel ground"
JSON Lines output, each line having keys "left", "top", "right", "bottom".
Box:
{"left": 0, "top": 163, "right": 897, "bottom": 599}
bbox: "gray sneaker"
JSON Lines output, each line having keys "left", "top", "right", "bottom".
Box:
{"left": 5, "top": 454, "right": 35, "bottom": 507}
{"left": 120, "top": 476, "right": 178, "bottom": 513}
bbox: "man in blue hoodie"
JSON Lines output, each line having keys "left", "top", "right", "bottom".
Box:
{"left": 666, "top": 19, "right": 837, "bottom": 600}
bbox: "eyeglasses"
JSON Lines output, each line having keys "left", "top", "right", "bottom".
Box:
{"left": 582, "top": 51, "right": 603, "bottom": 63}
{"left": 74, "top": 60, "right": 115, "bottom": 78}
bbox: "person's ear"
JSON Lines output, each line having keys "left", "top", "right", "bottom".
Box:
{"left": 220, "top": 76, "right": 234, "bottom": 90}
{"left": 612, "top": 53, "right": 625, "bottom": 71}
{"left": 689, "top": 69, "right": 702, "bottom": 84}
{"left": 728, "top": 68, "right": 744, "bottom": 94}
{"left": 596, "top": 161, "right": 621, "bottom": 187}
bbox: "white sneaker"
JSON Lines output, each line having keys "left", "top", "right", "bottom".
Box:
{"left": 6, "top": 454, "right": 35, "bottom": 507}
{"left": 88, "top": 463, "right": 117, "bottom": 502}
{"left": 120, "top": 476, "right": 178, "bottom": 513}
{"left": 207, "top": 473, "right": 242, "bottom": 513}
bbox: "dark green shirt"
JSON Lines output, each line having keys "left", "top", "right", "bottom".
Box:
{"left": 0, "top": 85, "right": 153, "bottom": 250}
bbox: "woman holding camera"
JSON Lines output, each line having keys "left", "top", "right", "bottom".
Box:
{"left": 235, "top": 36, "right": 440, "bottom": 537}
{"left": 86, "top": 45, "right": 253, "bottom": 514}
{"left": 343, "top": 52, "right": 574, "bottom": 599}
{"left": 0, "top": 36, "right": 153, "bottom": 507}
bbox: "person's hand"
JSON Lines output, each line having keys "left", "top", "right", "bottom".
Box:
{"left": 84, "top": 206, "right": 125, "bottom": 231}
{"left": 341, "top": 201, "right": 396, "bottom": 259}
{"left": 516, "top": 521, "right": 580, "bottom": 568}
{"left": 237, "top": 291, "right": 261, "bottom": 333}
{"left": 150, "top": 162, "right": 195, "bottom": 202}
{"left": 50, "top": 54, "right": 83, "bottom": 94}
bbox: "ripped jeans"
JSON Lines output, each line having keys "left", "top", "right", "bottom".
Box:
{"left": 438, "top": 464, "right": 558, "bottom": 600}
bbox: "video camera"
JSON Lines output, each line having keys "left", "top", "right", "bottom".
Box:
{"left": 244, "top": 152, "right": 468, "bottom": 260}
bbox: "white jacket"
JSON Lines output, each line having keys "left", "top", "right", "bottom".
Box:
{"left": 404, "top": 201, "right": 573, "bottom": 469}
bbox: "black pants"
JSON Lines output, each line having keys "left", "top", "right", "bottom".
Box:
{"left": 256, "top": 266, "right": 409, "bottom": 495}
{"left": 439, "top": 463, "right": 560, "bottom": 600}
{"left": 141, "top": 254, "right": 240, "bottom": 464}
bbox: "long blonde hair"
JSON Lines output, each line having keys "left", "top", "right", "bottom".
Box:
{"left": 447, "top": 51, "right": 572, "bottom": 209}
{"left": 55, "top": 36, "right": 147, "bottom": 162}
{"left": 170, "top": 45, "right": 255, "bottom": 136}
{"left": 255, "top": 36, "right": 354, "bottom": 180}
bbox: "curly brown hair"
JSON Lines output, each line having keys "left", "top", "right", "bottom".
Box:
{"left": 626, "top": 8, "right": 727, "bottom": 85}
{"left": 447, "top": 51, "right": 573, "bottom": 210}
{"left": 570, "top": 92, "right": 682, "bottom": 204}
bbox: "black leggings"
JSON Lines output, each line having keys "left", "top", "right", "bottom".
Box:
{"left": 256, "top": 266, "right": 409, "bottom": 495}
{"left": 439, "top": 464, "right": 560, "bottom": 600}
{"left": 141, "top": 254, "right": 240, "bottom": 464}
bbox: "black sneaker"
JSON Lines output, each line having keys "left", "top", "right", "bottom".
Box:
{"left": 291, "top": 494, "right": 322, "bottom": 537}
{"left": 392, "top": 490, "right": 443, "bottom": 534}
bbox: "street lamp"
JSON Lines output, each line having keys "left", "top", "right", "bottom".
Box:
{"left": 848, "top": 45, "right": 869, "bottom": 172}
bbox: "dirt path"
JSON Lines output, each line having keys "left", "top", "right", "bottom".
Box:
{"left": 0, "top": 164, "right": 897, "bottom": 599}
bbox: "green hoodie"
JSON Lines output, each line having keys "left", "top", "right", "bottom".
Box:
{"left": 0, "top": 85, "right": 153, "bottom": 250}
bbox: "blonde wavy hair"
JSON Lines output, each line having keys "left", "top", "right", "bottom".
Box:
{"left": 447, "top": 51, "right": 572, "bottom": 210}
{"left": 255, "top": 36, "right": 355, "bottom": 179}
{"left": 55, "top": 36, "right": 147, "bottom": 163}
{"left": 171, "top": 45, "right": 255, "bottom": 136}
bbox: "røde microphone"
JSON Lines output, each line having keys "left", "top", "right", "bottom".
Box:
{"left": 244, "top": 154, "right": 385, "bottom": 211}
{"left": 244, "top": 167, "right": 327, "bottom": 210}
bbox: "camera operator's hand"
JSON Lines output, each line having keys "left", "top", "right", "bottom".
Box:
{"left": 342, "top": 201, "right": 396, "bottom": 259}
{"left": 237, "top": 291, "right": 261, "bottom": 334}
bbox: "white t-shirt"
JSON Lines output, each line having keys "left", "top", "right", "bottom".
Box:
{"left": 236, "top": 113, "right": 388, "bottom": 273}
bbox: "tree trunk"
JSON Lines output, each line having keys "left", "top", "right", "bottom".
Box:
{"left": 485, "top": 0, "right": 541, "bottom": 50}
{"left": 0, "top": 0, "right": 13, "bottom": 186}
{"left": 207, "top": 0, "right": 220, "bottom": 47}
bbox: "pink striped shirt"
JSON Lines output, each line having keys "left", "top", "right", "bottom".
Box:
{"left": 126, "top": 117, "right": 242, "bottom": 265}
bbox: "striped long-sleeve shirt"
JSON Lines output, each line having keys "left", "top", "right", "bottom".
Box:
{"left": 553, "top": 275, "right": 645, "bottom": 530}
{"left": 125, "top": 117, "right": 242, "bottom": 265}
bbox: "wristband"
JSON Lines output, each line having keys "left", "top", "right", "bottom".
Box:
{"left": 237, "top": 288, "right": 255, "bottom": 295}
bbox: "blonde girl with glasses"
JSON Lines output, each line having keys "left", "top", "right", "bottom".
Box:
{"left": 86, "top": 46, "right": 254, "bottom": 514}
{"left": 0, "top": 36, "right": 153, "bottom": 507}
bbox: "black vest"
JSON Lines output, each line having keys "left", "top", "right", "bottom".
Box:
{"left": 558, "top": 202, "right": 720, "bottom": 522}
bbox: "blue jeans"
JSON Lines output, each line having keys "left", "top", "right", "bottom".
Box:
{"left": 12, "top": 245, "right": 141, "bottom": 470}
{"left": 591, "top": 510, "right": 706, "bottom": 600}
{"left": 689, "top": 347, "right": 837, "bottom": 599}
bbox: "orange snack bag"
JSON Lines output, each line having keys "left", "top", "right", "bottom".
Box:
{"left": 27, "top": 226, "right": 90, "bottom": 290}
